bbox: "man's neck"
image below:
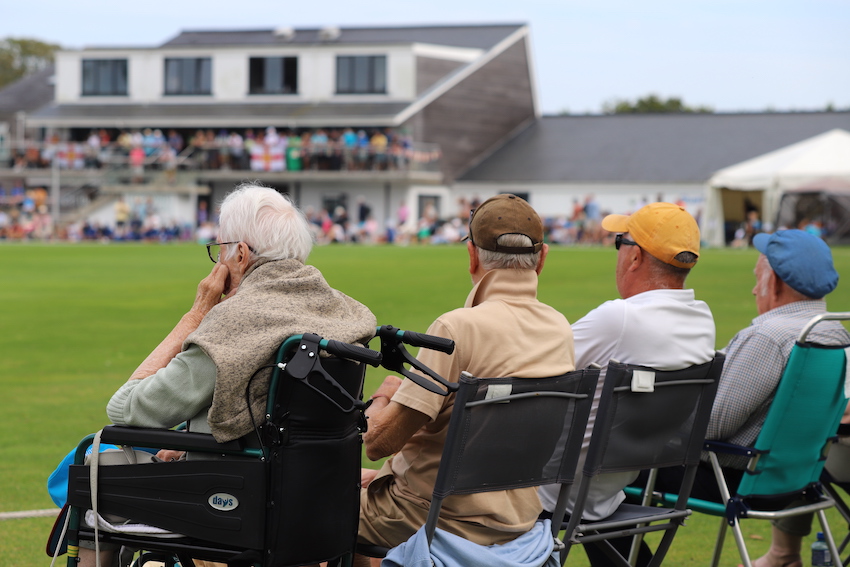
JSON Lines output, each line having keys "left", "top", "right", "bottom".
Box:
{"left": 621, "top": 278, "right": 685, "bottom": 299}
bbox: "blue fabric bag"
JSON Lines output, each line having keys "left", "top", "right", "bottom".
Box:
{"left": 382, "top": 519, "right": 560, "bottom": 567}
{"left": 47, "top": 443, "right": 158, "bottom": 507}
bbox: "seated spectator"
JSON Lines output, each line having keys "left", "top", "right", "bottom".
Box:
{"left": 651, "top": 229, "right": 848, "bottom": 567}
{"left": 356, "top": 194, "right": 574, "bottom": 565}
{"left": 537, "top": 202, "right": 715, "bottom": 567}
{"left": 79, "top": 183, "right": 376, "bottom": 567}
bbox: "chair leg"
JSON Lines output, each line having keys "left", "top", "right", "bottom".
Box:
{"left": 629, "top": 468, "right": 659, "bottom": 566}
{"left": 728, "top": 517, "right": 754, "bottom": 567}
{"left": 645, "top": 525, "right": 682, "bottom": 567}
{"left": 817, "top": 508, "right": 842, "bottom": 567}
{"left": 822, "top": 483, "right": 850, "bottom": 564}
{"left": 709, "top": 517, "right": 727, "bottom": 567}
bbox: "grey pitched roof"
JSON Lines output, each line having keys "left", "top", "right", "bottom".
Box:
{"left": 159, "top": 24, "right": 524, "bottom": 50}
{"left": 0, "top": 65, "right": 54, "bottom": 115}
{"left": 459, "top": 112, "right": 850, "bottom": 183}
{"left": 27, "top": 101, "right": 411, "bottom": 128}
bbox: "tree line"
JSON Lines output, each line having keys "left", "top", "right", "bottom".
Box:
{"left": 0, "top": 37, "right": 60, "bottom": 89}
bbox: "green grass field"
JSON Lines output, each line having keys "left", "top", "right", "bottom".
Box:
{"left": 1, "top": 242, "right": 849, "bottom": 565}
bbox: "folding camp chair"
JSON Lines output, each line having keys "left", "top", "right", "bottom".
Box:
{"left": 57, "top": 332, "right": 384, "bottom": 567}
{"left": 357, "top": 365, "right": 602, "bottom": 564}
{"left": 562, "top": 353, "right": 725, "bottom": 567}
{"left": 632, "top": 312, "right": 850, "bottom": 567}
{"left": 820, "top": 427, "right": 850, "bottom": 567}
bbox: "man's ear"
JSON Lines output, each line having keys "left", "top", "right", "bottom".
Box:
{"left": 768, "top": 268, "right": 785, "bottom": 300}
{"left": 627, "top": 244, "right": 644, "bottom": 272}
{"left": 467, "top": 240, "right": 479, "bottom": 276}
{"left": 536, "top": 243, "right": 549, "bottom": 275}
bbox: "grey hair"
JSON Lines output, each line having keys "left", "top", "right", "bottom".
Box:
{"left": 756, "top": 259, "right": 772, "bottom": 297}
{"left": 218, "top": 182, "right": 313, "bottom": 263}
{"left": 644, "top": 251, "right": 693, "bottom": 286}
{"left": 477, "top": 234, "right": 540, "bottom": 270}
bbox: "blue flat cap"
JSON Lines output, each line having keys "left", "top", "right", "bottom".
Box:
{"left": 753, "top": 229, "right": 839, "bottom": 299}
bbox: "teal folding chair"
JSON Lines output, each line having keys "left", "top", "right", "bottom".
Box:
{"left": 634, "top": 312, "right": 850, "bottom": 567}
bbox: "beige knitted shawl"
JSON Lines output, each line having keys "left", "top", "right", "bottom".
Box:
{"left": 185, "top": 258, "right": 376, "bottom": 442}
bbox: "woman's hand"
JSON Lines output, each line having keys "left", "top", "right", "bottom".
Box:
{"left": 188, "top": 262, "right": 231, "bottom": 321}
{"left": 156, "top": 449, "right": 186, "bottom": 462}
{"left": 129, "top": 263, "right": 231, "bottom": 381}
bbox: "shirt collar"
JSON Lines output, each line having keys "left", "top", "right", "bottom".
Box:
{"left": 464, "top": 269, "right": 539, "bottom": 308}
{"left": 753, "top": 299, "right": 828, "bottom": 325}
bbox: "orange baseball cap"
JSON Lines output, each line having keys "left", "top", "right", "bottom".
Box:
{"left": 601, "top": 202, "right": 700, "bottom": 269}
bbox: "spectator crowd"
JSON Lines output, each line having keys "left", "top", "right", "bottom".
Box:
{"left": 5, "top": 126, "right": 441, "bottom": 174}
{"left": 0, "top": 188, "right": 637, "bottom": 247}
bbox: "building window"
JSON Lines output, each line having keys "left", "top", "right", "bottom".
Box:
{"left": 164, "top": 58, "right": 212, "bottom": 95}
{"left": 82, "top": 59, "right": 128, "bottom": 96}
{"left": 249, "top": 57, "right": 298, "bottom": 94}
{"left": 336, "top": 55, "right": 386, "bottom": 94}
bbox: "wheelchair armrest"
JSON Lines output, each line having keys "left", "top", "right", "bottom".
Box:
{"left": 703, "top": 439, "right": 763, "bottom": 458}
{"left": 97, "top": 425, "right": 248, "bottom": 455}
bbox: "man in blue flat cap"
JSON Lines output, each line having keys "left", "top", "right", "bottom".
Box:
{"left": 707, "top": 229, "right": 847, "bottom": 567}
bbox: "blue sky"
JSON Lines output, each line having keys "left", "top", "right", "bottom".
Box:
{"left": 4, "top": 0, "right": 848, "bottom": 115}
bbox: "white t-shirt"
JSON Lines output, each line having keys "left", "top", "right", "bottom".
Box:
{"left": 539, "top": 288, "right": 716, "bottom": 519}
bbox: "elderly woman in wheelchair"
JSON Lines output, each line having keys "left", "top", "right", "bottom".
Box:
{"left": 56, "top": 183, "right": 376, "bottom": 567}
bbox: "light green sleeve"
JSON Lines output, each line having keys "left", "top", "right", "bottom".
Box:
{"left": 106, "top": 344, "right": 216, "bottom": 430}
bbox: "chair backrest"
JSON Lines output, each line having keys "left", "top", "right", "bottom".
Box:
{"left": 737, "top": 341, "right": 849, "bottom": 499}
{"left": 579, "top": 353, "right": 724, "bottom": 511}
{"left": 425, "top": 367, "right": 600, "bottom": 544}
{"left": 264, "top": 335, "right": 369, "bottom": 567}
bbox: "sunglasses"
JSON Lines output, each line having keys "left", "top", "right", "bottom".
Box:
{"left": 615, "top": 234, "right": 639, "bottom": 250}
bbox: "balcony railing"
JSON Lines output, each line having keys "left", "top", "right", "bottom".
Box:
{"left": 1, "top": 139, "right": 443, "bottom": 175}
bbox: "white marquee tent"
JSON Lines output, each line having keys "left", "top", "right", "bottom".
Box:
{"left": 702, "top": 128, "right": 850, "bottom": 247}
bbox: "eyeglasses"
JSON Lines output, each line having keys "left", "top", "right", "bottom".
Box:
{"left": 615, "top": 234, "right": 639, "bottom": 250}
{"left": 206, "top": 241, "right": 256, "bottom": 263}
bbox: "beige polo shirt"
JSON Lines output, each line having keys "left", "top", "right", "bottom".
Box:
{"left": 360, "top": 268, "right": 574, "bottom": 546}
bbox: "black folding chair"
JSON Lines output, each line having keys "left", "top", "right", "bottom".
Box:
{"left": 358, "top": 365, "right": 601, "bottom": 564}
{"left": 58, "top": 332, "right": 383, "bottom": 567}
{"left": 563, "top": 353, "right": 724, "bottom": 567}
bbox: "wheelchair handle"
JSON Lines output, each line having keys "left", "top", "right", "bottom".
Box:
{"left": 399, "top": 330, "right": 455, "bottom": 354}
{"left": 376, "top": 325, "right": 455, "bottom": 354}
{"left": 322, "top": 338, "right": 383, "bottom": 367}
{"left": 376, "top": 325, "right": 457, "bottom": 396}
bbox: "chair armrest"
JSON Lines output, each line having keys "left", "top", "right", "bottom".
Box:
{"left": 623, "top": 485, "right": 727, "bottom": 516}
{"left": 97, "top": 424, "right": 250, "bottom": 455}
{"left": 703, "top": 439, "right": 764, "bottom": 458}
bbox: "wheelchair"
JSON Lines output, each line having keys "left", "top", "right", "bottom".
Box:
{"left": 48, "top": 325, "right": 454, "bottom": 567}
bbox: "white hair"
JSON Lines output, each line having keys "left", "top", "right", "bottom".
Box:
{"left": 756, "top": 257, "right": 773, "bottom": 297}
{"left": 477, "top": 234, "right": 539, "bottom": 270}
{"left": 218, "top": 182, "right": 313, "bottom": 263}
